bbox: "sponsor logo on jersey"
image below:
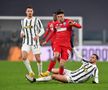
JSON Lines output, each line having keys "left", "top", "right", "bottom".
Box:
{"left": 57, "top": 27, "right": 67, "bottom": 32}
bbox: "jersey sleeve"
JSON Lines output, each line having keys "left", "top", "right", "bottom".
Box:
{"left": 69, "top": 19, "right": 81, "bottom": 28}
{"left": 45, "top": 23, "right": 55, "bottom": 43}
{"left": 93, "top": 68, "right": 99, "bottom": 83}
{"left": 36, "top": 18, "right": 45, "bottom": 37}
{"left": 43, "top": 28, "right": 49, "bottom": 39}
{"left": 20, "top": 20, "right": 24, "bottom": 34}
{"left": 45, "top": 28, "right": 55, "bottom": 43}
{"left": 43, "top": 23, "right": 50, "bottom": 39}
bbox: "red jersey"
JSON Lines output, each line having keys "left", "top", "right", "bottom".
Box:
{"left": 46, "top": 19, "right": 81, "bottom": 48}
{"left": 43, "top": 21, "right": 56, "bottom": 43}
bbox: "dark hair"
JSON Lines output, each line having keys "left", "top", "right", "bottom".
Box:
{"left": 53, "top": 11, "right": 57, "bottom": 14}
{"left": 93, "top": 54, "right": 99, "bottom": 60}
{"left": 56, "top": 9, "right": 64, "bottom": 15}
{"left": 26, "top": 6, "right": 33, "bottom": 10}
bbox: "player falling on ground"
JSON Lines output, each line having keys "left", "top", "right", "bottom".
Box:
{"left": 40, "top": 9, "right": 81, "bottom": 76}
{"left": 20, "top": 6, "right": 44, "bottom": 78}
{"left": 26, "top": 47, "right": 99, "bottom": 84}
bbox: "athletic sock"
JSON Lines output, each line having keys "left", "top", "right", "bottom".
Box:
{"left": 23, "top": 59, "right": 33, "bottom": 73}
{"left": 37, "top": 62, "right": 42, "bottom": 75}
{"left": 59, "top": 66, "right": 64, "bottom": 75}
{"left": 36, "top": 76, "right": 52, "bottom": 82}
{"left": 48, "top": 60, "right": 56, "bottom": 72}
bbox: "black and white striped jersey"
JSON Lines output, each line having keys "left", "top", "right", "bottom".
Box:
{"left": 65, "top": 59, "right": 99, "bottom": 83}
{"left": 20, "top": 17, "right": 44, "bottom": 45}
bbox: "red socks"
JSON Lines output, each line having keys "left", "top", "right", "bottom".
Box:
{"left": 59, "top": 66, "right": 64, "bottom": 75}
{"left": 48, "top": 60, "right": 56, "bottom": 72}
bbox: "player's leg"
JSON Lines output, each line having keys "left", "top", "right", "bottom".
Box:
{"left": 51, "top": 68, "right": 59, "bottom": 74}
{"left": 59, "top": 59, "right": 67, "bottom": 75}
{"left": 48, "top": 52, "right": 60, "bottom": 71}
{"left": 32, "top": 46, "right": 42, "bottom": 77}
{"left": 26, "top": 74, "right": 67, "bottom": 83}
{"left": 59, "top": 47, "right": 70, "bottom": 75}
{"left": 34, "top": 54, "right": 42, "bottom": 77}
{"left": 47, "top": 44, "right": 60, "bottom": 72}
{"left": 40, "top": 46, "right": 61, "bottom": 77}
{"left": 21, "top": 44, "right": 34, "bottom": 77}
{"left": 52, "top": 74, "right": 68, "bottom": 83}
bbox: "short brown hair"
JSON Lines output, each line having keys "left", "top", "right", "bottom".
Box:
{"left": 26, "top": 6, "right": 33, "bottom": 10}
{"left": 93, "top": 54, "right": 99, "bottom": 60}
{"left": 56, "top": 9, "right": 64, "bottom": 15}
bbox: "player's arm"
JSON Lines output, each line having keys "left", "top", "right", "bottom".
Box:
{"left": 92, "top": 68, "right": 99, "bottom": 84}
{"left": 43, "top": 28, "right": 50, "bottom": 39}
{"left": 37, "top": 18, "right": 45, "bottom": 37}
{"left": 42, "top": 22, "right": 51, "bottom": 39}
{"left": 69, "top": 20, "right": 81, "bottom": 28}
{"left": 34, "top": 18, "right": 45, "bottom": 41}
{"left": 73, "top": 47, "right": 89, "bottom": 63}
{"left": 41, "top": 24, "right": 55, "bottom": 45}
{"left": 20, "top": 20, "right": 25, "bottom": 38}
{"left": 42, "top": 29, "right": 54, "bottom": 45}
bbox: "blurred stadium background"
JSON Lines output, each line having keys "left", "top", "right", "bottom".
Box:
{"left": 0, "top": 0, "right": 108, "bottom": 61}
{"left": 0, "top": 0, "right": 108, "bottom": 90}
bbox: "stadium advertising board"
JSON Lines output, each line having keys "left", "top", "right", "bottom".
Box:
{"left": 40, "top": 46, "right": 108, "bottom": 61}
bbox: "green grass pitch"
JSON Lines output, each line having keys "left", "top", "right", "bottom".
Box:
{"left": 0, "top": 61, "right": 108, "bottom": 90}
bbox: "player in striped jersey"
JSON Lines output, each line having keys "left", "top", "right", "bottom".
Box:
{"left": 20, "top": 6, "right": 44, "bottom": 78}
{"left": 49, "top": 48, "right": 99, "bottom": 83}
{"left": 25, "top": 47, "right": 99, "bottom": 83}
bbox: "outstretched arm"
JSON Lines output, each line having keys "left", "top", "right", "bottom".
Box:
{"left": 73, "top": 47, "right": 83, "bottom": 59}
{"left": 73, "top": 47, "right": 89, "bottom": 63}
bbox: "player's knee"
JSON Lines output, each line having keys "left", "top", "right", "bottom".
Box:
{"left": 22, "top": 51, "right": 28, "bottom": 60}
{"left": 35, "top": 55, "right": 41, "bottom": 62}
{"left": 22, "top": 54, "right": 27, "bottom": 60}
{"left": 54, "top": 52, "right": 59, "bottom": 58}
{"left": 22, "top": 55, "right": 27, "bottom": 60}
{"left": 54, "top": 53, "right": 59, "bottom": 60}
{"left": 60, "top": 60, "right": 66, "bottom": 67}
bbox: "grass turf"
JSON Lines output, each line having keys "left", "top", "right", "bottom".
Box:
{"left": 0, "top": 61, "right": 108, "bottom": 90}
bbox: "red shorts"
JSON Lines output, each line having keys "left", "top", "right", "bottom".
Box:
{"left": 53, "top": 45, "right": 71, "bottom": 60}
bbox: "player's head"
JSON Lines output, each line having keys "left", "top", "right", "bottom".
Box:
{"left": 90, "top": 54, "right": 99, "bottom": 64}
{"left": 26, "top": 6, "right": 34, "bottom": 18}
{"left": 53, "top": 12, "right": 57, "bottom": 21}
{"left": 56, "top": 9, "right": 64, "bottom": 22}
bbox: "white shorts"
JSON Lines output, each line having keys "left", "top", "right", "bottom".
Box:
{"left": 21, "top": 44, "right": 40, "bottom": 54}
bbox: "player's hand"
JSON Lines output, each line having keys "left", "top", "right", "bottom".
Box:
{"left": 33, "top": 35, "right": 39, "bottom": 41}
{"left": 20, "top": 33, "right": 25, "bottom": 38}
{"left": 69, "top": 20, "right": 74, "bottom": 26}
{"left": 41, "top": 41, "right": 47, "bottom": 46}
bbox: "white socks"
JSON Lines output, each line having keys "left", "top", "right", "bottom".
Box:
{"left": 37, "top": 62, "right": 42, "bottom": 75}
{"left": 23, "top": 59, "right": 33, "bottom": 73}
{"left": 36, "top": 76, "right": 52, "bottom": 82}
{"left": 23, "top": 59, "right": 42, "bottom": 75}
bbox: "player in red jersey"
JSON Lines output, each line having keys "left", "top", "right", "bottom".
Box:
{"left": 41, "top": 12, "right": 59, "bottom": 73}
{"left": 42, "top": 12, "right": 57, "bottom": 49}
{"left": 41, "top": 9, "right": 81, "bottom": 76}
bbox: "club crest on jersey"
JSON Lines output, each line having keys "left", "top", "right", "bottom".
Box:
{"left": 63, "top": 22, "right": 66, "bottom": 25}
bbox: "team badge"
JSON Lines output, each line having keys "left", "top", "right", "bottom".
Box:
{"left": 63, "top": 22, "right": 66, "bottom": 25}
